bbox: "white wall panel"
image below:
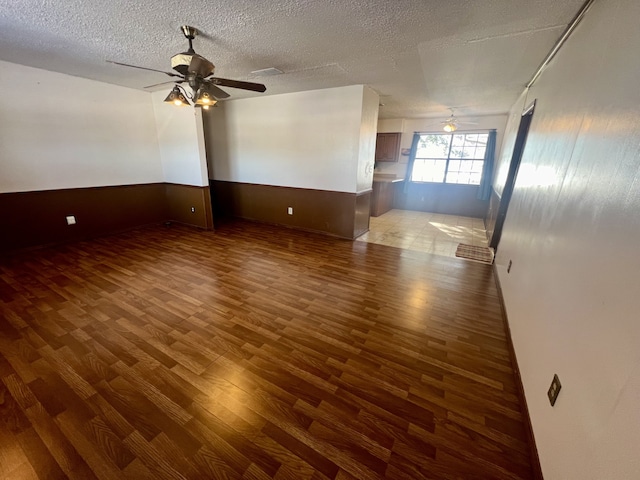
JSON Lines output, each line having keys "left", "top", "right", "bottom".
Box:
{"left": 206, "top": 85, "right": 367, "bottom": 193}
{"left": 494, "top": 0, "right": 640, "bottom": 477}
{"left": 377, "top": 118, "right": 404, "bottom": 133}
{"left": 152, "top": 91, "right": 209, "bottom": 187}
{"left": 0, "top": 60, "right": 162, "bottom": 193}
{"left": 356, "top": 87, "right": 379, "bottom": 193}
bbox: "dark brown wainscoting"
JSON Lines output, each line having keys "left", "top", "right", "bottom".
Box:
{"left": 0, "top": 184, "right": 165, "bottom": 252}
{"left": 394, "top": 182, "right": 488, "bottom": 218}
{"left": 165, "top": 183, "right": 214, "bottom": 231}
{"left": 0, "top": 183, "right": 213, "bottom": 252}
{"left": 211, "top": 180, "right": 370, "bottom": 240}
{"left": 353, "top": 190, "right": 371, "bottom": 239}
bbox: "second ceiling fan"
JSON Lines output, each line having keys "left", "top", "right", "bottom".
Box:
{"left": 438, "top": 109, "right": 477, "bottom": 132}
{"left": 108, "top": 25, "right": 266, "bottom": 108}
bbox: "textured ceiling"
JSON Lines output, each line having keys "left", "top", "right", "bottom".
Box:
{"left": 0, "top": 0, "right": 586, "bottom": 118}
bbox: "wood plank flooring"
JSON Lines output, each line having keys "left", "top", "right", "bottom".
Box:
{"left": 0, "top": 220, "right": 533, "bottom": 479}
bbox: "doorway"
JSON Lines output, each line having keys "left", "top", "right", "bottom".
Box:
{"left": 488, "top": 101, "right": 536, "bottom": 250}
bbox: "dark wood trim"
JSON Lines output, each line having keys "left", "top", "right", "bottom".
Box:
{"left": 490, "top": 101, "right": 536, "bottom": 250}
{"left": 493, "top": 265, "right": 544, "bottom": 480}
{"left": 371, "top": 180, "right": 400, "bottom": 217}
{"left": 0, "top": 183, "right": 166, "bottom": 253}
{"left": 164, "top": 183, "right": 214, "bottom": 231}
{"left": 353, "top": 190, "right": 371, "bottom": 238}
{"left": 484, "top": 187, "right": 502, "bottom": 242}
{"left": 0, "top": 182, "right": 215, "bottom": 253}
{"left": 211, "top": 180, "right": 369, "bottom": 239}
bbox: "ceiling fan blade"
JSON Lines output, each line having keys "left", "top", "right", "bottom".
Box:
{"left": 107, "top": 60, "right": 183, "bottom": 78}
{"left": 143, "top": 80, "right": 184, "bottom": 89}
{"left": 209, "top": 77, "right": 266, "bottom": 93}
{"left": 440, "top": 121, "right": 478, "bottom": 126}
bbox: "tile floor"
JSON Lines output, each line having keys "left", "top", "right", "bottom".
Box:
{"left": 356, "top": 209, "right": 489, "bottom": 258}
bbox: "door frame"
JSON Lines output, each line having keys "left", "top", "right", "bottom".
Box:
{"left": 489, "top": 100, "right": 536, "bottom": 250}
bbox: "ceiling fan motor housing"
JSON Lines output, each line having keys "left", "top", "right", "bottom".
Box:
{"left": 171, "top": 53, "right": 214, "bottom": 77}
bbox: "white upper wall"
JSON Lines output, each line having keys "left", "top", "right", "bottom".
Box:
{"left": 151, "top": 91, "right": 209, "bottom": 187}
{"left": 0, "top": 60, "right": 163, "bottom": 193}
{"left": 356, "top": 87, "right": 380, "bottom": 193}
{"left": 494, "top": 0, "right": 640, "bottom": 477}
{"left": 205, "top": 85, "right": 371, "bottom": 193}
{"left": 493, "top": 92, "right": 528, "bottom": 196}
{"left": 377, "top": 118, "right": 405, "bottom": 133}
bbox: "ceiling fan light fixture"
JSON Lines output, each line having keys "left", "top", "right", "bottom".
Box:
{"left": 443, "top": 122, "right": 457, "bottom": 133}
{"left": 164, "top": 85, "right": 190, "bottom": 106}
{"left": 194, "top": 87, "right": 218, "bottom": 107}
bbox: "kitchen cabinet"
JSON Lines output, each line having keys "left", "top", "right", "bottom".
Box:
{"left": 370, "top": 177, "right": 403, "bottom": 217}
{"left": 375, "top": 133, "right": 401, "bottom": 163}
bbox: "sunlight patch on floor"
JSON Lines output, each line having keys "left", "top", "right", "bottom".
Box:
{"left": 356, "top": 209, "right": 488, "bottom": 258}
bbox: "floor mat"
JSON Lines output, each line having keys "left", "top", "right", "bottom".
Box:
{"left": 455, "top": 243, "right": 495, "bottom": 264}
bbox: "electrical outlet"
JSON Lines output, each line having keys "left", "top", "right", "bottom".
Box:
{"left": 507, "top": 260, "right": 512, "bottom": 273}
{"left": 190, "top": 207, "right": 195, "bottom": 213}
{"left": 287, "top": 207, "right": 293, "bottom": 215}
{"left": 66, "top": 215, "right": 76, "bottom": 225}
{"left": 547, "top": 374, "right": 562, "bottom": 406}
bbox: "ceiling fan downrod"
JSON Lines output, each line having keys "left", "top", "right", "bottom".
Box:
{"left": 181, "top": 25, "right": 198, "bottom": 53}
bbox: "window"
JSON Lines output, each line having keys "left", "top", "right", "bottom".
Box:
{"left": 411, "top": 133, "right": 489, "bottom": 185}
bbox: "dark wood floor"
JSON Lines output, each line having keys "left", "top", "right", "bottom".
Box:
{"left": 0, "top": 220, "right": 533, "bottom": 479}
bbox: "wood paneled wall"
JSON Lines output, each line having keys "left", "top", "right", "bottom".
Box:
{"left": 211, "top": 180, "right": 370, "bottom": 239}
{"left": 354, "top": 191, "right": 371, "bottom": 238}
{"left": 165, "top": 184, "right": 214, "bottom": 231}
{"left": 0, "top": 183, "right": 213, "bottom": 252}
{"left": 394, "top": 182, "right": 489, "bottom": 218}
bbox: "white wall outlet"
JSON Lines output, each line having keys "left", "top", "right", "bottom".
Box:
{"left": 191, "top": 207, "right": 195, "bottom": 213}
{"left": 66, "top": 215, "right": 76, "bottom": 225}
{"left": 287, "top": 207, "right": 293, "bottom": 215}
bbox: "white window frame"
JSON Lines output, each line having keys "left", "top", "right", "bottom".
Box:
{"left": 410, "top": 132, "right": 489, "bottom": 185}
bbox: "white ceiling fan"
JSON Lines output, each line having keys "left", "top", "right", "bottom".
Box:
{"left": 432, "top": 108, "right": 478, "bottom": 132}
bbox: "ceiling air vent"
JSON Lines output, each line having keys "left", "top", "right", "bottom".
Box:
{"left": 250, "top": 67, "right": 284, "bottom": 76}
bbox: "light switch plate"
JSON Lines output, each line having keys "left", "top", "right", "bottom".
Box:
{"left": 66, "top": 215, "right": 76, "bottom": 225}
